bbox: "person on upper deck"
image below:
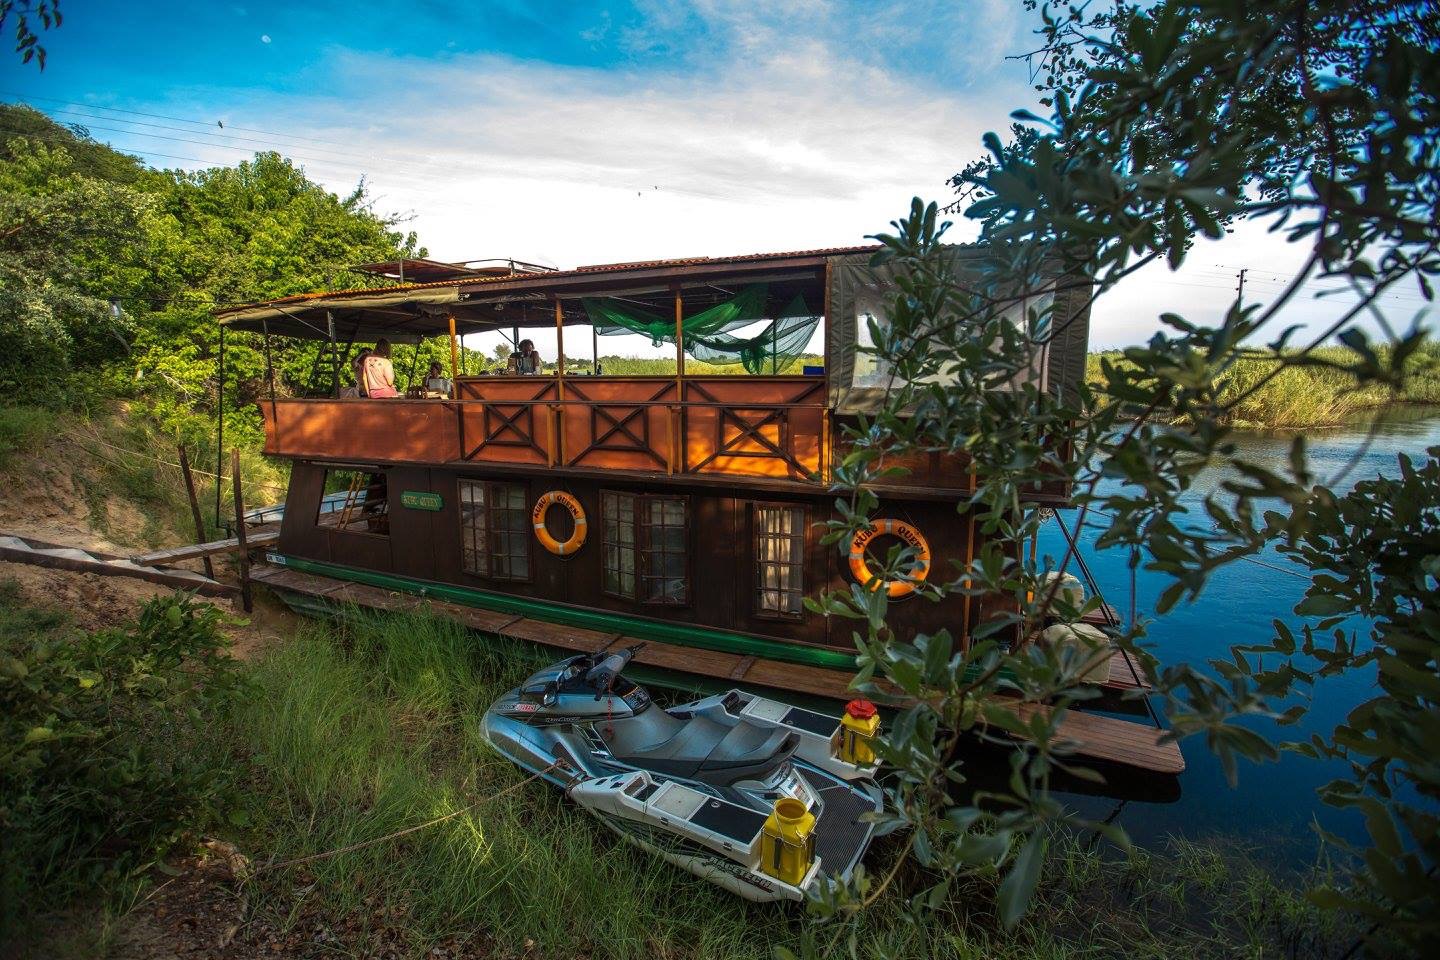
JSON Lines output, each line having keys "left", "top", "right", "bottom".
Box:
{"left": 342, "top": 348, "right": 373, "bottom": 397}
{"left": 362, "top": 339, "right": 399, "bottom": 397}
{"left": 507, "top": 339, "right": 543, "bottom": 375}
{"left": 423, "top": 361, "right": 452, "bottom": 397}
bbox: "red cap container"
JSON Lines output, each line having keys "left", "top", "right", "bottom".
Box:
{"left": 845, "top": 698, "right": 877, "bottom": 720}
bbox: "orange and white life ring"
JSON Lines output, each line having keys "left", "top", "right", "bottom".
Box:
{"left": 848, "top": 519, "right": 931, "bottom": 598}
{"left": 532, "top": 491, "right": 587, "bottom": 556}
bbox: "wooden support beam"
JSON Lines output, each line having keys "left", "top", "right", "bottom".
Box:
{"left": 554, "top": 297, "right": 565, "bottom": 400}
{"left": 177, "top": 444, "right": 215, "bottom": 579}
{"left": 231, "top": 448, "right": 252, "bottom": 613}
{"left": 673, "top": 286, "right": 684, "bottom": 393}
{"left": 448, "top": 314, "right": 460, "bottom": 399}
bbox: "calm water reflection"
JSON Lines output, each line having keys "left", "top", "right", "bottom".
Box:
{"left": 1039, "top": 406, "right": 1440, "bottom": 863}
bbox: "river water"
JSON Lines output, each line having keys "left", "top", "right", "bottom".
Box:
{"left": 1037, "top": 405, "right": 1440, "bottom": 863}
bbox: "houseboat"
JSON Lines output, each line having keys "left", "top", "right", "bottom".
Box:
{"left": 215, "top": 246, "right": 1182, "bottom": 776}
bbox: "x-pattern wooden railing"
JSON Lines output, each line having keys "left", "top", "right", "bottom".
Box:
{"left": 685, "top": 380, "right": 824, "bottom": 479}
{"left": 563, "top": 381, "right": 672, "bottom": 470}
{"left": 458, "top": 382, "right": 556, "bottom": 462}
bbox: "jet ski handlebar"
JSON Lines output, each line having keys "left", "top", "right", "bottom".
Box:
{"left": 584, "top": 643, "right": 646, "bottom": 698}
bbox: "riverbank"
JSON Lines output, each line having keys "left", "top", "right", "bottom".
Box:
{"left": 4, "top": 590, "right": 1387, "bottom": 960}
{"left": 1086, "top": 343, "right": 1440, "bottom": 429}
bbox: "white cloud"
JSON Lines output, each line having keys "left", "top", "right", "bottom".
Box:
{"left": 130, "top": 2, "right": 1427, "bottom": 349}
{"left": 249, "top": 40, "right": 1005, "bottom": 270}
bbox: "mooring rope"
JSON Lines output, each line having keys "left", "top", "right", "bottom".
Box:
{"left": 252, "top": 761, "right": 558, "bottom": 876}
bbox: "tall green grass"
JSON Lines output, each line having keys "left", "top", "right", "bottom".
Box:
{"left": 1086, "top": 342, "right": 1440, "bottom": 429}
{"left": 0, "top": 405, "right": 57, "bottom": 469}
{"left": 235, "top": 610, "right": 777, "bottom": 958}
{"left": 229, "top": 607, "right": 1368, "bottom": 959}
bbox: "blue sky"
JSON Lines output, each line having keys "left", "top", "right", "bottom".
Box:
{"left": 3, "top": 1, "right": 1431, "bottom": 352}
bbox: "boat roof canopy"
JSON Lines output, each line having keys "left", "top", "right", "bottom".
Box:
{"left": 215, "top": 246, "right": 875, "bottom": 341}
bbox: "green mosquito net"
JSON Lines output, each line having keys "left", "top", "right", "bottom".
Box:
{"left": 581, "top": 283, "right": 820, "bottom": 374}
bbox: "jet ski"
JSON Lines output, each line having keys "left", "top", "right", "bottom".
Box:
{"left": 480, "top": 643, "right": 884, "bottom": 903}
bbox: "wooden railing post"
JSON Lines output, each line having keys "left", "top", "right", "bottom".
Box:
{"left": 230, "top": 448, "right": 252, "bottom": 613}
{"left": 448, "top": 314, "right": 460, "bottom": 399}
{"left": 555, "top": 297, "right": 566, "bottom": 400}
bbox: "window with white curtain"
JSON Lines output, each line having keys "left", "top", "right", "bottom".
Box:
{"left": 754, "top": 504, "right": 805, "bottom": 619}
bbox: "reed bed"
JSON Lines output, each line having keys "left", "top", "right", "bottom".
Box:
{"left": 1086, "top": 342, "right": 1440, "bottom": 429}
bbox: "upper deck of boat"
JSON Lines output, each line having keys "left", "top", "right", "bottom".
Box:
{"left": 221, "top": 246, "right": 1084, "bottom": 503}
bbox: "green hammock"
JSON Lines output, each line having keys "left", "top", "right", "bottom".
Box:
{"left": 582, "top": 284, "right": 820, "bottom": 375}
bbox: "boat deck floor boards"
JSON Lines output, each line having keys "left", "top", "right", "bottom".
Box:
{"left": 251, "top": 563, "right": 1184, "bottom": 776}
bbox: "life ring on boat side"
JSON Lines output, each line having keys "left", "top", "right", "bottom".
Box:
{"left": 848, "top": 519, "right": 931, "bottom": 598}
{"left": 532, "top": 491, "right": 587, "bottom": 556}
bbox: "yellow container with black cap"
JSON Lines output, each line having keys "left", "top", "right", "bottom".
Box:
{"left": 837, "top": 698, "right": 880, "bottom": 766}
{"left": 759, "top": 797, "right": 816, "bottom": 886}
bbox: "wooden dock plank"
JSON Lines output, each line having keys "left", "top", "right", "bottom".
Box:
{"left": 502, "top": 618, "right": 619, "bottom": 654}
{"left": 0, "top": 532, "right": 238, "bottom": 598}
{"left": 130, "top": 530, "right": 279, "bottom": 566}
{"left": 1012, "top": 702, "right": 1183, "bottom": 774}
{"left": 251, "top": 563, "right": 1184, "bottom": 776}
{"left": 1105, "top": 646, "right": 1152, "bottom": 691}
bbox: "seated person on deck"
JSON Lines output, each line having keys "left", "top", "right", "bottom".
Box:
{"left": 362, "top": 339, "right": 399, "bottom": 397}
{"left": 506, "top": 339, "right": 543, "bottom": 375}
{"left": 423, "top": 361, "right": 452, "bottom": 397}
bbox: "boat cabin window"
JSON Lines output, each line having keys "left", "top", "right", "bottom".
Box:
{"left": 753, "top": 504, "right": 805, "bottom": 619}
{"left": 459, "top": 480, "right": 531, "bottom": 581}
{"left": 318, "top": 469, "right": 389, "bottom": 536}
{"left": 601, "top": 491, "right": 689, "bottom": 605}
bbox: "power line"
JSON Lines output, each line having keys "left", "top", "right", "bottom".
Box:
{"left": 0, "top": 118, "right": 404, "bottom": 174}
{"left": 34, "top": 104, "right": 403, "bottom": 165}
{"left": 0, "top": 89, "right": 358, "bottom": 149}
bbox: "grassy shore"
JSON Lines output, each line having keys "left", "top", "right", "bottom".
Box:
{"left": 6, "top": 591, "right": 1391, "bottom": 958}
{"left": 1086, "top": 342, "right": 1440, "bottom": 429}
{"left": 220, "top": 609, "right": 1375, "bottom": 956}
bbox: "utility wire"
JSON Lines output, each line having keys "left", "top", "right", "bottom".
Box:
{"left": 0, "top": 89, "right": 360, "bottom": 149}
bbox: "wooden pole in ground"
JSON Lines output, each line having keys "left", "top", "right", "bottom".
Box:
{"left": 230, "top": 448, "right": 252, "bottom": 613}
{"left": 178, "top": 445, "right": 215, "bottom": 579}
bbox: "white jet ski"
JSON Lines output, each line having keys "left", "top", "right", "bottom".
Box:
{"left": 480, "top": 643, "right": 883, "bottom": 902}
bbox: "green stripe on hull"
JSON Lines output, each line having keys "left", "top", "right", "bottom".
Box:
{"left": 265, "top": 554, "right": 860, "bottom": 672}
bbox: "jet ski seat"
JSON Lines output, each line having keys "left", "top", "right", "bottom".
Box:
{"left": 602, "top": 705, "right": 799, "bottom": 786}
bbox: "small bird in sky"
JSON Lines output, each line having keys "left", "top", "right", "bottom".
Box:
{"left": 217, "top": 120, "right": 224, "bottom": 128}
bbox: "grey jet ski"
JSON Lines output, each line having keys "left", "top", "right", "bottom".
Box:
{"left": 480, "top": 643, "right": 883, "bottom": 902}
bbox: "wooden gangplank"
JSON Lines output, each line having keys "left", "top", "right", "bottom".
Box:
{"left": 250, "top": 564, "right": 1184, "bottom": 776}
{"left": 0, "top": 532, "right": 238, "bottom": 598}
{"left": 130, "top": 530, "right": 279, "bottom": 566}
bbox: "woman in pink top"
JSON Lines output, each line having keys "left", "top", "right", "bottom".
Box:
{"left": 362, "top": 339, "right": 399, "bottom": 398}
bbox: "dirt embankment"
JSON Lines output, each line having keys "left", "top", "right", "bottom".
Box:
{"left": 0, "top": 415, "right": 294, "bottom": 656}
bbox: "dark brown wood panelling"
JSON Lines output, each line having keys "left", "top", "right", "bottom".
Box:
{"left": 388, "top": 466, "right": 438, "bottom": 582}
{"left": 277, "top": 461, "right": 983, "bottom": 654}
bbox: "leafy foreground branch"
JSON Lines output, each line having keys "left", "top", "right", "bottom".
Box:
{"left": 811, "top": 0, "right": 1438, "bottom": 952}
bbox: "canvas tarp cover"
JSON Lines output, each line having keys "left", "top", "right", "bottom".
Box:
{"left": 217, "top": 285, "right": 461, "bottom": 339}
{"left": 582, "top": 283, "right": 821, "bottom": 374}
{"left": 825, "top": 248, "right": 1091, "bottom": 414}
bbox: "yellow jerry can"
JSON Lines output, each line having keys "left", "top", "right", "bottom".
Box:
{"left": 759, "top": 797, "right": 817, "bottom": 886}
{"left": 836, "top": 698, "right": 880, "bottom": 766}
